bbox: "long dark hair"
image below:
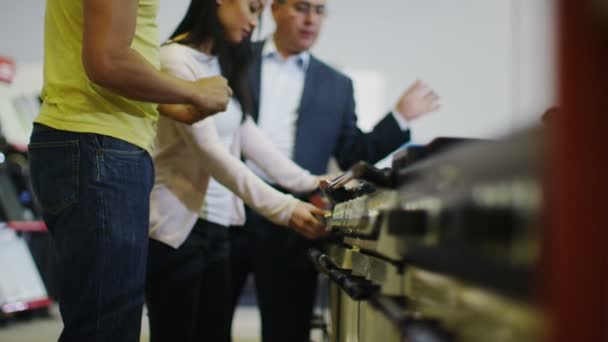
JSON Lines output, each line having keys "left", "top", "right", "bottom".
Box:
{"left": 170, "top": 0, "right": 253, "bottom": 116}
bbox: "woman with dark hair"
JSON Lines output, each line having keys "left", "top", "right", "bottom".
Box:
{"left": 145, "top": 0, "right": 327, "bottom": 341}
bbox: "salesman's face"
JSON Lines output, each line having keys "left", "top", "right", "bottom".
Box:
{"left": 272, "top": 0, "right": 327, "bottom": 54}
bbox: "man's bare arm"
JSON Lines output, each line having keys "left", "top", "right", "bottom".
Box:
{"left": 82, "top": 0, "right": 231, "bottom": 119}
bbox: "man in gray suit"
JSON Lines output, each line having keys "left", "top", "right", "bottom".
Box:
{"left": 230, "top": 1, "right": 440, "bottom": 341}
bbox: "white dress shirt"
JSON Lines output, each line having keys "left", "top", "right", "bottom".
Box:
{"left": 247, "top": 39, "right": 310, "bottom": 182}
{"left": 149, "top": 43, "right": 318, "bottom": 248}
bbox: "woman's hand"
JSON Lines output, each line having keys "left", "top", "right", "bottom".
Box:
{"left": 288, "top": 201, "right": 329, "bottom": 240}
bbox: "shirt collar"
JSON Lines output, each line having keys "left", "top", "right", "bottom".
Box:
{"left": 262, "top": 37, "right": 310, "bottom": 71}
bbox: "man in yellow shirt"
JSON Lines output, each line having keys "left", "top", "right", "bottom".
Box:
{"left": 28, "top": 0, "right": 231, "bottom": 341}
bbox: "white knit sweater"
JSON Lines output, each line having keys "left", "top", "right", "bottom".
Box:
{"left": 149, "top": 43, "right": 318, "bottom": 248}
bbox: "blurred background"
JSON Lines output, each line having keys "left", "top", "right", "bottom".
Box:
{"left": 0, "top": 0, "right": 556, "bottom": 144}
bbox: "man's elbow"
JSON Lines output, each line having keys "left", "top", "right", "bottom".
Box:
{"left": 82, "top": 51, "right": 120, "bottom": 88}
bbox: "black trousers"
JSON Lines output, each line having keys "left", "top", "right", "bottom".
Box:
{"left": 230, "top": 207, "right": 319, "bottom": 342}
{"left": 145, "top": 219, "right": 232, "bottom": 342}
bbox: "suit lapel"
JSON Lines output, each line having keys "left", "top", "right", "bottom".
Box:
{"left": 249, "top": 46, "right": 320, "bottom": 164}
{"left": 297, "top": 57, "right": 319, "bottom": 129}
{"left": 293, "top": 56, "right": 320, "bottom": 163}
{"left": 248, "top": 42, "right": 264, "bottom": 122}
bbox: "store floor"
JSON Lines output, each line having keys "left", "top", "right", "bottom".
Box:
{"left": 0, "top": 305, "right": 261, "bottom": 342}
{"left": 1, "top": 273, "right": 327, "bottom": 341}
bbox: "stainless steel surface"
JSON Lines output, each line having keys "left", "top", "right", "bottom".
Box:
{"left": 317, "top": 129, "right": 545, "bottom": 342}
{"left": 403, "top": 266, "right": 543, "bottom": 342}
{"left": 358, "top": 301, "right": 401, "bottom": 342}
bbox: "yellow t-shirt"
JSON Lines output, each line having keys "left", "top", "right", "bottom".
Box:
{"left": 37, "top": 0, "right": 160, "bottom": 154}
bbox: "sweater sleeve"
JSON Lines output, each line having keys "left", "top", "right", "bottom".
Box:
{"left": 240, "top": 116, "right": 319, "bottom": 193}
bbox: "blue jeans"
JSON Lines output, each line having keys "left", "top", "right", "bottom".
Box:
{"left": 28, "top": 123, "right": 154, "bottom": 342}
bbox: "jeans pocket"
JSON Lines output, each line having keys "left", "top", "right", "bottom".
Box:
{"left": 28, "top": 140, "right": 79, "bottom": 215}
{"left": 96, "top": 135, "right": 147, "bottom": 156}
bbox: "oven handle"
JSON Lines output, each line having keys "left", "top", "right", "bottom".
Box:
{"left": 368, "top": 295, "right": 454, "bottom": 341}
{"left": 320, "top": 161, "right": 394, "bottom": 198}
{"left": 308, "top": 248, "right": 379, "bottom": 301}
{"left": 309, "top": 249, "right": 453, "bottom": 340}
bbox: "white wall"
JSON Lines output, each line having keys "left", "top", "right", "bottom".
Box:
{"left": 0, "top": 0, "right": 45, "bottom": 64}
{"left": 316, "top": 0, "right": 517, "bottom": 141}
{"left": 511, "top": 0, "right": 557, "bottom": 130}
{"left": 0, "top": 0, "right": 556, "bottom": 143}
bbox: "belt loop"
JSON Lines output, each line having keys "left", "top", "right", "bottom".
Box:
{"left": 93, "top": 134, "right": 104, "bottom": 149}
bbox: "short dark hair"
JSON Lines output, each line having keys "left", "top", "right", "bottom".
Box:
{"left": 170, "top": 0, "right": 253, "bottom": 115}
